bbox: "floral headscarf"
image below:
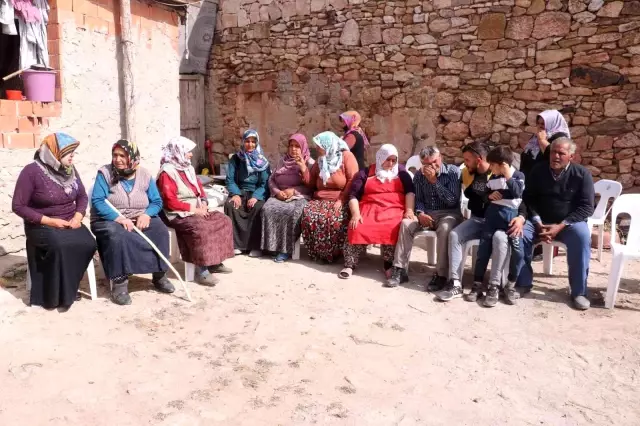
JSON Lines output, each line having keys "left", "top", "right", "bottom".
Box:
{"left": 237, "top": 129, "right": 269, "bottom": 173}
{"left": 375, "top": 144, "right": 399, "bottom": 183}
{"left": 34, "top": 133, "right": 80, "bottom": 195}
{"left": 340, "top": 110, "right": 370, "bottom": 148}
{"left": 160, "top": 136, "right": 200, "bottom": 191}
{"left": 526, "top": 110, "right": 571, "bottom": 159}
{"left": 312, "top": 131, "right": 350, "bottom": 185}
{"left": 110, "top": 139, "right": 140, "bottom": 184}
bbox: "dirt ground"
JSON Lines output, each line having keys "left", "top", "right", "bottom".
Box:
{"left": 1, "top": 244, "right": 640, "bottom": 426}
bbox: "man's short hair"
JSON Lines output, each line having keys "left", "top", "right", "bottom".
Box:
{"left": 486, "top": 146, "right": 514, "bottom": 166}
{"left": 462, "top": 142, "right": 489, "bottom": 158}
{"left": 551, "top": 137, "right": 577, "bottom": 154}
{"left": 419, "top": 146, "right": 440, "bottom": 159}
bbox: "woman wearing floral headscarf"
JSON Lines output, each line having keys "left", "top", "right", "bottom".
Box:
{"left": 339, "top": 144, "right": 415, "bottom": 279}
{"left": 157, "top": 136, "right": 234, "bottom": 286}
{"left": 225, "top": 129, "right": 271, "bottom": 257}
{"left": 260, "top": 133, "right": 315, "bottom": 263}
{"left": 300, "top": 131, "right": 359, "bottom": 263}
{"left": 91, "top": 140, "right": 173, "bottom": 306}
{"left": 340, "top": 110, "right": 369, "bottom": 170}
{"left": 12, "top": 133, "right": 96, "bottom": 310}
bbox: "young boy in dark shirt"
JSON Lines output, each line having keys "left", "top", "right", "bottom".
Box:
{"left": 467, "top": 146, "right": 525, "bottom": 307}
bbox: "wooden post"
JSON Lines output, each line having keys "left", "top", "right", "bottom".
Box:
{"left": 119, "top": 0, "right": 135, "bottom": 141}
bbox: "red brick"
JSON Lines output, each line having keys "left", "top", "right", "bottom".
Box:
{"left": 47, "top": 39, "right": 60, "bottom": 55}
{"left": 2, "top": 133, "right": 36, "bottom": 149}
{"left": 49, "top": 54, "right": 61, "bottom": 71}
{"left": 55, "top": 87, "right": 63, "bottom": 102}
{"left": 17, "top": 101, "right": 33, "bottom": 116}
{"left": 0, "top": 100, "right": 18, "bottom": 116}
{"left": 73, "top": 0, "right": 98, "bottom": 16}
{"left": 18, "top": 117, "right": 37, "bottom": 132}
{"left": 0, "top": 116, "right": 18, "bottom": 132}
{"left": 32, "top": 102, "right": 62, "bottom": 118}
{"left": 47, "top": 23, "right": 60, "bottom": 40}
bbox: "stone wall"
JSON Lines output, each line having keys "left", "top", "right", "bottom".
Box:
{"left": 0, "top": 0, "right": 181, "bottom": 257}
{"left": 207, "top": 0, "right": 640, "bottom": 184}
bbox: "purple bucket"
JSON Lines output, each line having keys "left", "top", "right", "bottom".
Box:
{"left": 22, "top": 69, "right": 56, "bottom": 102}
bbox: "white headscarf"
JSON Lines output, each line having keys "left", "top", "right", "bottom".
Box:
{"left": 375, "top": 144, "right": 399, "bottom": 183}
{"left": 526, "top": 110, "right": 571, "bottom": 159}
{"left": 159, "top": 136, "right": 199, "bottom": 190}
{"left": 313, "top": 131, "right": 350, "bottom": 185}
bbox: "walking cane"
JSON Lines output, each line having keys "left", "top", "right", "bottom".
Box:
{"left": 104, "top": 200, "right": 192, "bottom": 302}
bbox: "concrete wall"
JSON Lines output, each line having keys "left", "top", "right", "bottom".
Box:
{"left": 0, "top": 0, "right": 181, "bottom": 257}
{"left": 206, "top": 0, "right": 640, "bottom": 179}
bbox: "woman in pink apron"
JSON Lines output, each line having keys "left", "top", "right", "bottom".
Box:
{"left": 339, "top": 144, "right": 415, "bottom": 279}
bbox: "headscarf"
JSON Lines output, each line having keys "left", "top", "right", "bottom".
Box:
{"left": 34, "top": 133, "right": 80, "bottom": 195}
{"left": 273, "top": 133, "right": 310, "bottom": 178}
{"left": 159, "top": 136, "right": 200, "bottom": 192}
{"left": 110, "top": 139, "right": 140, "bottom": 184}
{"left": 525, "top": 110, "right": 571, "bottom": 159}
{"left": 237, "top": 129, "right": 269, "bottom": 173}
{"left": 340, "top": 110, "right": 370, "bottom": 148}
{"left": 375, "top": 144, "right": 399, "bottom": 183}
{"left": 312, "top": 131, "right": 350, "bottom": 185}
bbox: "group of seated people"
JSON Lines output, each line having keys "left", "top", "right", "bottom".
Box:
{"left": 12, "top": 109, "right": 596, "bottom": 312}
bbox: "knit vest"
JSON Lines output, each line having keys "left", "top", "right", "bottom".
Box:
{"left": 160, "top": 166, "right": 199, "bottom": 221}
{"left": 93, "top": 165, "right": 151, "bottom": 220}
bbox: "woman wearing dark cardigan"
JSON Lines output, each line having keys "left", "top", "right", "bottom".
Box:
{"left": 12, "top": 133, "right": 96, "bottom": 310}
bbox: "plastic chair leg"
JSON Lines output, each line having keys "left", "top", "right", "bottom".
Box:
{"left": 427, "top": 235, "right": 437, "bottom": 266}
{"left": 185, "top": 262, "right": 196, "bottom": 282}
{"left": 605, "top": 253, "right": 625, "bottom": 309}
{"left": 169, "top": 229, "right": 180, "bottom": 263}
{"left": 87, "top": 259, "right": 97, "bottom": 300}
{"left": 597, "top": 226, "right": 604, "bottom": 263}
{"left": 542, "top": 244, "right": 554, "bottom": 275}
{"left": 292, "top": 239, "right": 301, "bottom": 261}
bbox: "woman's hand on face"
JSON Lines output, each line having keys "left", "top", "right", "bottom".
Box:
{"left": 116, "top": 217, "right": 135, "bottom": 232}
{"left": 349, "top": 213, "right": 363, "bottom": 230}
{"left": 247, "top": 198, "right": 258, "bottom": 209}
{"left": 136, "top": 214, "right": 151, "bottom": 230}
{"left": 229, "top": 195, "right": 241, "bottom": 209}
{"left": 537, "top": 129, "right": 548, "bottom": 143}
{"left": 507, "top": 216, "right": 525, "bottom": 238}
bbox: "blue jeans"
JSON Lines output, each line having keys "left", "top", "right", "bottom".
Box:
{"left": 473, "top": 204, "right": 523, "bottom": 283}
{"left": 516, "top": 220, "right": 591, "bottom": 298}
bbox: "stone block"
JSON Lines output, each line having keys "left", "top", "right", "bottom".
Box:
{"left": 604, "top": 99, "right": 628, "bottom": 117}
{"left": 340, "top": 19, "right": 360, "bottom": 46}
{"left": 458, "top": 90, "right": 491, "bottom": 107}
{"left": 587, "top": 118, "right": 634, "bottom": 136}
{"left": 361, "top": 25, "right": 382, "bottom": 45}
{"left": 533, "top": 12, "right": 571, "bottom": 39}
{"left": 478, "top": 13, "right": 506, "bottom": 40}
{"left": 536, "top": 48, "right": 572, "bottom": 64}
{"left": 494, "top": 104, "right": 527, "bottom": 127}
{"left": 469, "top": 107, "right": 493, "bottom": 137}
{"left": 505, "top": 15, "right": 533, "bottom": 40}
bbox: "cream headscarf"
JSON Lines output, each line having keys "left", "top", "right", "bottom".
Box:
{"left": 375, "top": 144, "right": 399, "bottom": 183}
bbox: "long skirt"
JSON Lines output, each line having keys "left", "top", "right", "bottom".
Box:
{"left": 223, "top": 191, "right": 264, "bottom": 251}
{"left": 300, "top": 199, "right": 349, "bottom": 263}
{"left": 166, "top": 211, "right": 234, "bottom": 266}
{"left": 260, "top": 197, "right": 308, "bottom": 254}
{"left": 91, "top": 216, "right": 169, "bottom": 280}
{"left": 25, "top": 223, "right": 97, "bottom": 309}
{"left": 344, "top": 243, "right": 395, "bottom": 270}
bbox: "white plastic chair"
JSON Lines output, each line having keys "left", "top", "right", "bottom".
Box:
{"left": 413, "top": 230, "right": 437, "bottom": 266}
{"left": 588, "top": 179, "right": 623, "bottom": 262}
{"left": 604, "top": 194, "right": 640, "bottom": 309}
{"left": 292, "top": 235, "right": 303, "bottom": 260}
{"left": 26, "top": 259, "right": 97, "bottom": 300}
{"left": 406, "top": 155, "right": 421, "bottom": 173}
{"left": 169, "top": 228, "right": 196, "bottom": 282}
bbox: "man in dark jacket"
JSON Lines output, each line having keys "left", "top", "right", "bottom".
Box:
{"left": 520, "top": 137, "right": 595, "bottom": 310}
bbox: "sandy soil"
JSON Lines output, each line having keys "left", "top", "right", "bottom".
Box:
{"left": 1, "top": 244, "right": 640, "bottom": 426}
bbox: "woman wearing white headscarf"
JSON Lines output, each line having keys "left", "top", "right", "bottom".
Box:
{"left": 300, "top": 131, "right": 359, "bottom": 263}
{"left": 521, "top": 109, "right": 571, "bottom": 178}
{"left": 338, "top": 144, "right": 415, "bottom": 279}
{"left": 157, "top": 136, "right": 234, "bottom": 286}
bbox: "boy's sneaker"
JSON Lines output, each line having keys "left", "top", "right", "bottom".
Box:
{"left": 483, "top": 285, "right": 499, "bottom": 307}
{"left": 465, "top": 281, "right": 483, "bottom": 302}
{"left": 426, "top": 274, "right": 447, "bottom": 292}
{"left": 436, "top": 280, "right": 463, "bottom": 302}
{"left": 504, "top": 281, "right": 518, "bottom": 305}
{"left": 385, "top": 267, "right": 408, "bottom": 288}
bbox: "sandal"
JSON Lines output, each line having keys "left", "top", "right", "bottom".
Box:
{"left": 338, "top": 268, "right": 353, "bottom": 279}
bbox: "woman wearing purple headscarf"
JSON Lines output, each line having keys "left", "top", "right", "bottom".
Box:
{"left": 259, "top": 133, "right": 315, "bottom": 263}
{"left": 520, "top": 109, "right": 571, "bottom": 178}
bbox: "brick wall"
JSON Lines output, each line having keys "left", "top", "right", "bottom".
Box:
{"left": 0, "top": 0, "right": 182, "bottom": 257}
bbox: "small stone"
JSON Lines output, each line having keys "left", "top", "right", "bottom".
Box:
{"left": 533, "top": 12, "right": 571, "bottom": 39}
{"left": 516, "top": 70, "right": 535, "bottom": 80}
{"left": 383, "top": 28, "right": 403, "bottom": 45}
{"left": 320, "top": 58, "right": 338, "bottom": 68}
{"left": 587, "top": 33, "right": 621, "bottom": 44}
{"left": 527, "top": 0, "right": 545, "bottom": 15}
{"left": 478, "top": 13, "right": 506, "bottom": 39}
{"left": 361, "top": 25, "right": 382, "bottom": 45}
{"left": 491, "top": 68, "right": 515, "bottom": 84}
{"left": 415, "top": 34, "right": 437, "bottom": 44}
{"left": 505, "top": 16, "right": 534, "bottom": 40}
{"left": 469, "top": 107, "right": 493, "bottom": 137}
{"left": 587, "top": 118, "right": 634, "bottom": 136}
{"left": 432, "top": 75, "right": 460, "bottom": 89}
{"left": 434, "top": 92, "right": 455, "bottom": 108}
{"left": 597, "top": 1, "right": 623, "bottom": 17}
{"left": 458, "top": 90, "right": 492, "bottom": 107}
{"left": 402, "top": 35, "right": 415, "bottom": 44}
{"left": 494, "top": 104, "right": 527, "bottom": 127}
{"left": 573, "top": 11, "right": 596, "bottom": 23}
{"left": 588, "top": 0, "right": 604, "bottom": 12}
{"left": 621, "top": 1, "right": 640, "bottom": 15}
{"left": 438, "top": 56, "right": 464, "bottom": 70}
{"left": 393, "top": 71, "right": 415, "bottom": 82}
{"left": 536, "top": 48, "right": 572, "bottom": 64}
{"left": 568, "top": 0, "right": 587, "bottom": 14}
{"left": 484, "top": 50, "right": 508, "bottom": 63}
{"left": 429, "top": 18, "right": 451, "bottom": 33}
{"left": 604, "top": 99, "right": 628, "bottom": 117}
{"left": 443, "top": 122, "right": 470, "bottom": 140}
{"left": 441, "top": 110, "right": 463, "bottom": 122}
{"left": 340, "top": 19, "right": 360, "bottom": 46}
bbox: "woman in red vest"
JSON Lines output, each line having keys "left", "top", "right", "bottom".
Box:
{"left": 338, "top": 144, "right": 415, "bottom": 280}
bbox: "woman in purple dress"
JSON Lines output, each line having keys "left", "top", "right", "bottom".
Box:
{"left": 12, "top": 133, "right": 97, "bottom": 310}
